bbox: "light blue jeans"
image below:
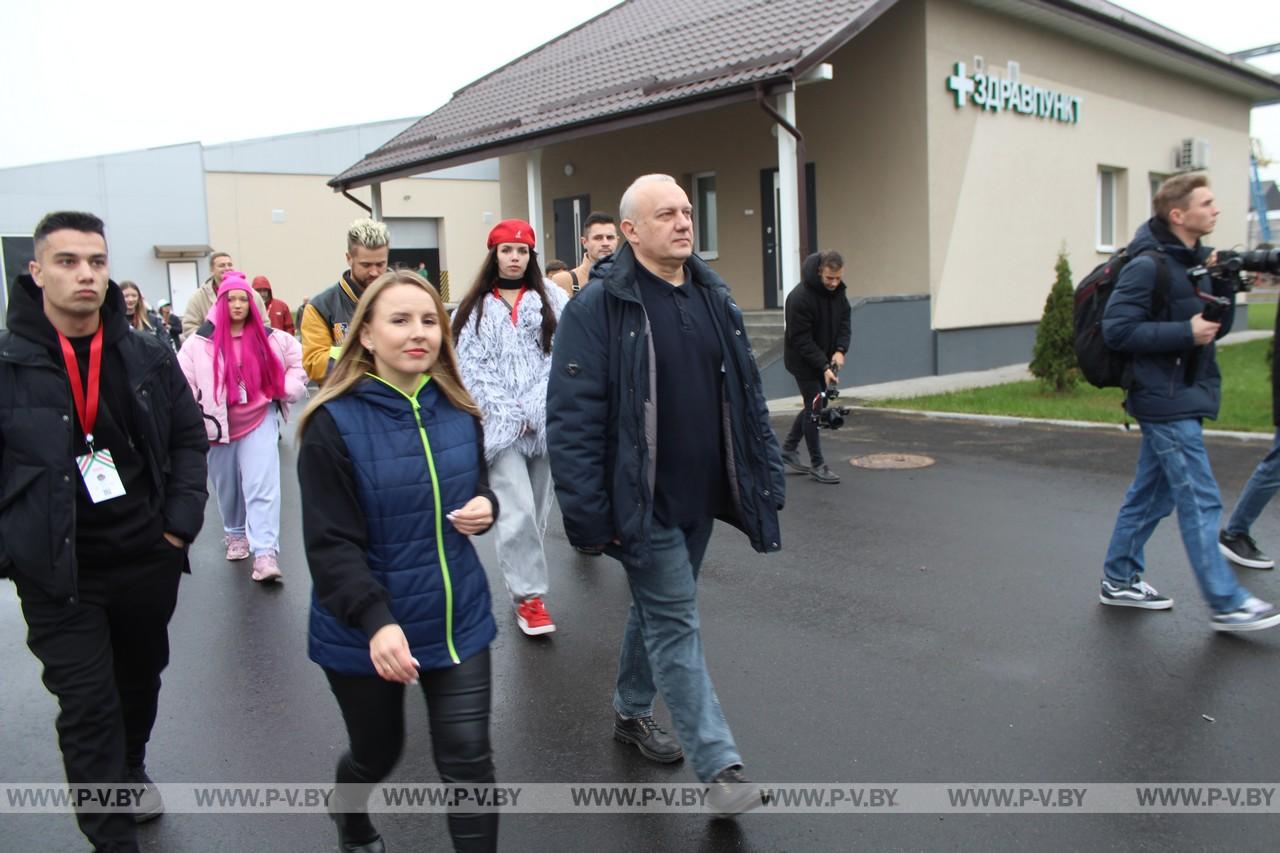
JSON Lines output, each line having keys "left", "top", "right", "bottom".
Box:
{"left": 1103, "top": 418, "right": 1248, "bottom": 613}
{"left": 613, "top": 519, "right": 741, "bottom": 782}
{"left": 1225, "top": 429, "right": 1280, "bottom": 538}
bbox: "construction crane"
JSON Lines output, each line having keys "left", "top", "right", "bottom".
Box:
{"left": 1231, "top": 42, "right": 1279, "bottom": 245}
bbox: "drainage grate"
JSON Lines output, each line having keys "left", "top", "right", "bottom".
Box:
{"left": 850, "top": 453, "right": 935, "bottom": 470}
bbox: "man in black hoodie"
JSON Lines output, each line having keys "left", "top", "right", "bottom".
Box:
{"left": 0, "top": 212, "right": 209, "bottom": 849}
{"left": 781, "top": 250, "right": 851, "bottom": 484}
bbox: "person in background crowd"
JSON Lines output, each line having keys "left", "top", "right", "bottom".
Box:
{"left": 157, "top": 297, "right": 183, "bottom": 349}
{"left": 1, "top": 211, "right": 208, "bottom": 849}
{"left": 300, "top": 219, "right": 390, "bottom": 381}
{"left": 297, "top": 269, "right": 499, "bottom": 853}
{"left": 294, "top": 297, "right": 310, "bottom": 336}
{"left": 119, "top": 280, "right": 176, "bottom": 353}
{"left": 544, "top": 259, "right": 568, "bottom": 276}
{"left": 181, "top": 251, "right": 267, "bottom": 341}
{"left": 453, "top": 219, "right": 568, "bottom": 637}
{"left": 253, "top": 275, "right": 296, "bottom": 335}
{"left": 416, "top": 261, "right": 430, "bottom": 280}
{"left": 549, "top": 211, "right": 619, "bottom": 299}
{"left": 178, "top": 272, "right": 306, "bottom": 582}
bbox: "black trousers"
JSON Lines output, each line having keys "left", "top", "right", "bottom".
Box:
{"left": 783, "top": 376, "right": 826, "bottom": 467}
{"left": 325, "top": 648, "right": 496, "bottom": 853}
{"left": 14, "top": 539, "right": 184, "bottom": 853}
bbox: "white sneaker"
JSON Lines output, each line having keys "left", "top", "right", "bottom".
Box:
{"left": 1211, "top": 597, "right": 1280, "bottom": 632}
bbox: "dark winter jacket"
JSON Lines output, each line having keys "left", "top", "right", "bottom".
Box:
{"left": 299, "top": 375, "right": 498, "bottom": 675}
{"left": 546, "top": 244, "right": 785, "bottom": 565}
{"left": 0, "top": 275, "right": 209, "bottom": 600}
{"left": 1102, "top": 217, "right": 1234, "bottom": 422}
{"left": 783, "top": 253, "right": 852, "bottom": 380}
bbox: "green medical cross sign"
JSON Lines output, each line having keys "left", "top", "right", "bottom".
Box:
{"left": 945, "top": 60, "right": 1081, "bottom": 124}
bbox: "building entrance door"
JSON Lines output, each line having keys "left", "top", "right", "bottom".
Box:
{"left": 553, "top": 194, "right": 590, "bottom": 266}
{"left": 759, "top": 164, "right": 817, "bottom": 308}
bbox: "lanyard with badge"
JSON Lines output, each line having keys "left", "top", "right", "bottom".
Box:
{"left": 58, "top": 326, "right": 126, "bottom": 503}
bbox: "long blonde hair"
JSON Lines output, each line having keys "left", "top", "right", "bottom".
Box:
{"left": 295, "top": 270, "right": 480, "bottom": 438}
{"left": 119, "top": 281, "right": 153, "bottom": 330}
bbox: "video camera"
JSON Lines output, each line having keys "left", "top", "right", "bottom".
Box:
{"left": 1198, "top": 248, "right": 1280, "bottom": 321}
{"left": 810, "top": 386, "right": 851, "bottom": 430}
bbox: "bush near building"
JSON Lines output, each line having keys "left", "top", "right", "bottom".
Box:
{"left": 1029, "top": 249, "right": 1079, "bottom": 392}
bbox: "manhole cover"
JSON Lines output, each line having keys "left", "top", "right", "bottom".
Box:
{"left": 850, "top": 453, "right": 935, "bottom": 469}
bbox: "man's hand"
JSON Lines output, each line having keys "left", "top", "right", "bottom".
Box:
{"left": 369, "top": 624, "right": 419, "bottom": 684}
{"left": 823, "top": 368, "right": 838, "bottom": 386}
{"left": 162, "top": 532, "right": 184, "bottom": 549}
{"left": 447, "top": 496, "right": 495, "bottom": 535}
{"left": 1190, "top": 314, "right": 1220, "bottom": 345}
{"left": 831, "top": 352, "right": 845, "bottom": 370}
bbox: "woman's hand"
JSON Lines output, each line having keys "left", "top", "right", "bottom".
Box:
{"left": 447, "top": 496, "right": 494, "bottom": 535}
{"left": 369, "top": 624, "right": 419, "bottom": 684}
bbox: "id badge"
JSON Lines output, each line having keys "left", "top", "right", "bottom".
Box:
{"left": 76, "top": 449, "right": 127, "bottom": 504}
{"left": 238, "top": 381, "right": 248, "bottom": 405}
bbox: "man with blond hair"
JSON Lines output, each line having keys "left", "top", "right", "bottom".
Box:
{"left": 300, "top": 218, "right": 390, "bottom": 381}
{"left": 181, "top": 250, "right": 267, "bottom": 340}
{"left": 1099, "top": 172, "right": 1280, "bottom": 632}
{"left": 547, "top": 175, "right": 784, "bottom": 816}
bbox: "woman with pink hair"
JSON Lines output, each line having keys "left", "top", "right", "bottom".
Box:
{"left": 179, "top": 271, "right": 307, "bottom": 581}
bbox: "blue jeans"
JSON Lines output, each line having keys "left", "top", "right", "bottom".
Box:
{"left": 613, "top": 519, "right": 740, "bottom": 782}
{"left": 1103, "top": 419, "right": 1248, "bottom": 613}
{"left": 1225, "top": 429, "right": 1280, "bottom": 537}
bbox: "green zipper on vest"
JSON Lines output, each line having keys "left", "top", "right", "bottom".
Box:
{"left": 367, "top": 373, "right": 461, "bottom": 665}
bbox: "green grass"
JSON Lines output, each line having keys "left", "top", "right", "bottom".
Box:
{"left": 1248, "top": 300, "right": 1276, "bottom": 331}
{"left": 870, "top": 339, "right": 1273, "bottom": 432}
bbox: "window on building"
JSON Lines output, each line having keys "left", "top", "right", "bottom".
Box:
{"left": 693, "top": 172, "right": 718, "bottom": 259}
{"left": 1097, "top": 167, "right": 1122, "bottom": 252}
{"left": 1149, "top": 173, "right": 1167, "bottom": 214}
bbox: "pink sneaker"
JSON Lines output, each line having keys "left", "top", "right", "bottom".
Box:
{"left": 224, "top": 535, "right": 250, "bottom": 561}
{"left": 251, "top": 551, "right": 282, "bottom": 583}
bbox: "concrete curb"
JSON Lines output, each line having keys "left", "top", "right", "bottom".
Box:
{"left": 849, "top": 406, "right": 1272, "bottom": 442}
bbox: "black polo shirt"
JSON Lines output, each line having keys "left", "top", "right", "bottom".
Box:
{"left": 635, "top": 261, "right": 731, "bottom": 528}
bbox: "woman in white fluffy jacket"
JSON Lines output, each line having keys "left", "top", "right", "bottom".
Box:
{"left": 453, "top": 219, "right": 568, "bottom": 637}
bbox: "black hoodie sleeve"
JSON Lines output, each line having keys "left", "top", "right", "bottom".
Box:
{"left": 297, "top": 406, "right": 395, "bottom": 637}
{"left": 834, "top": 289, "right": 852, "bottom": 356}
{"left": 162, "top": 358, "right": 211, "bottom": 543}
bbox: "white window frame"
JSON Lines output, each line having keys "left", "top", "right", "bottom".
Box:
{"left": 1148, "top": 172, "right": 1167, "bottom": 215}
{"left": 692, "top": 172, "right": 719, "bottom": 260}
{"left": 1097, "top": 167, "right": 1118, "bottom": 253}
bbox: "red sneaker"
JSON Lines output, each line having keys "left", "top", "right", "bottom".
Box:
{"left": 515, "top": 598, "right": 556, "bottom": 636}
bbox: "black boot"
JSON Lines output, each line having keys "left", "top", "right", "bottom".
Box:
{"left": 613, "top": 712, "right": 684, "bottom": 763}
{"left": 330, "top": 809, "right": 386, "bottom": 853}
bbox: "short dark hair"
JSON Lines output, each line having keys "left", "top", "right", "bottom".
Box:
{"left": 34, "top": 211, "right": 105, "bottom": 253}
{"left": 544, "top": 259, "right": 569, "bottom": 273}
{"left": 582, "top": 211, "right": 616, "bottom": 236}
{"left": 818, "top": 250, "right": 844, "bottom": 271}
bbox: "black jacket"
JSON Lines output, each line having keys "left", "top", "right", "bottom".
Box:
{"left": 1102, "top": 217, "right": 1233, "bottom": 422}
{"left": 547, "top": 244, "right": 784, "bottom": 565}
{"left": 0, "top": 275, "right": 209, "bottom": 600}
{"left": 783, "top": 253, "right": 852, "bottom": 380}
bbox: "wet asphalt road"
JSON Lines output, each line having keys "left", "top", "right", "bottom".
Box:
{"left": 5, "top": 410, "right": 1280, "bottom": 852}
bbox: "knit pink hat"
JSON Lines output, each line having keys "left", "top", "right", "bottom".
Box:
{"left": 216, "top": 271, "right": 251, "bottom": 298}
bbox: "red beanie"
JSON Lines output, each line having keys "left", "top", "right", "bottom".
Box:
{"left": 252, "top": 275, "right": 271, "bottom": 290}
{"left": 487, "top": 219, "right": 536, "bottom": 250}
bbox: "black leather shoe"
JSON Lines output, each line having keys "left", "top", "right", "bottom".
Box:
{"left": 125, "top": 765, "right": 164, "bottom": 824}
{"left": 330, "top": 810, "right": 386, "bottom": 853}
{"left": 707, "top": 765, "right": 763, "bottom": 817}
{"left": 613, "top": 712, "right": 684, "bottom": 763}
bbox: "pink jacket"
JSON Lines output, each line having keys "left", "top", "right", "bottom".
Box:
{"left": 178, "top": 323, "right": 308, "bottom": 444}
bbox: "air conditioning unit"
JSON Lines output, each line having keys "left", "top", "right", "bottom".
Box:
{"left": 1174, "top": 138, "right": 1210, "bottom": 172}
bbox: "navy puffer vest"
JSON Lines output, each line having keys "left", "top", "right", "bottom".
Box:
{"left": 308, "top": 376, "right": 496, "bottom": 675}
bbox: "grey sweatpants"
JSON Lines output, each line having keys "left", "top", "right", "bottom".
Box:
{"left": 488, "top": 447, "right": 553, "bottom": 603}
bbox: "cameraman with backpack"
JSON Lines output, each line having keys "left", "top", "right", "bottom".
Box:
{"left": 780, "top": 250, "right": 851, "bottom": 485}
{"left": 1099, "top": 172, "right": 1280, "bottom": 632}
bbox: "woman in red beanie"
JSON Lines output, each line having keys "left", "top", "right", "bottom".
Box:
{"left": 452, "top": 220, "right": 568, "bottom": 637}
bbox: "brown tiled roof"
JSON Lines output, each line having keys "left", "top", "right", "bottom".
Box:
{"left": 330, "top": 0, "right": 894, "bottom": 188}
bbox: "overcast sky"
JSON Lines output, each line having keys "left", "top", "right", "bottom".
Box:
{"left": 1, "top": 0, "right": 1276, "bottom": 178}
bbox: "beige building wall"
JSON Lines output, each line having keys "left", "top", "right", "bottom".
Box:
{"left": 924, "top": 0, "right": 1252, "bottom": 330}
{"left": 205, "top": 173, "right": 499, "bottom": 309}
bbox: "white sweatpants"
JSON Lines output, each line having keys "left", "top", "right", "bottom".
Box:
{"left": 207, "top": 413, "right": 281, "bottom": 556}
{"left": 488, "top": 447, "right": 553, "bottom": 603}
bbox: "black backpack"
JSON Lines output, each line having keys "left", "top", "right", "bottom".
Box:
{"left": 1072, "top": 248, "right": 1168, "bottom": 389}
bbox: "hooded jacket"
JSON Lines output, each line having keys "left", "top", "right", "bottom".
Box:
{"left": 1102, "top": 217, "right": 1234, "bottom": 422}
{"left": 546, "top": 243, "right": 785, "bottom": 565}
{"left": 177, "top": 319, "right": 308, "bottom": 444}
{"left": 0, "top": 275, "right": 209, "bottom": 599}
{"left": 254, "top": 284, "right": 295, "bottom": 335}
{"left": 783, "top": 253, "right": 852, "bottom": 380}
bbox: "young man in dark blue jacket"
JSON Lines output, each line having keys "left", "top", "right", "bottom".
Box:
{"left": 547, "top": 175, "right": 785, "bottom": 815}
{"left": 1, "top": 212, "right": 209, "bottom": 849}
{"left": 1099, "top": 174, "right": 1280, "bottom": 632}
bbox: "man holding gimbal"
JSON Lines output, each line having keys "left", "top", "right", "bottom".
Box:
{"left": 1099, "top": 172, "right": 1280, "bottom": 632}
{"left": 781, "top": 250, "right": 851, "bottom": 485}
